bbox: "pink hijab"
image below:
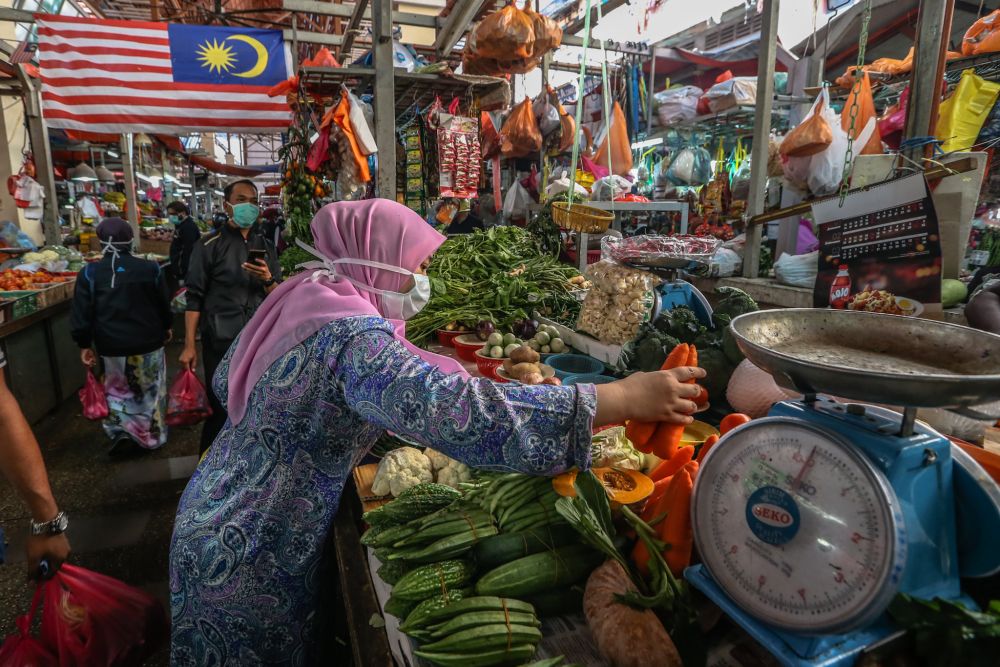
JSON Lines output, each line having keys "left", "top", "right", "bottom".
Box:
{"left": 226, "top": 199, "right": 469, "bottom": 425}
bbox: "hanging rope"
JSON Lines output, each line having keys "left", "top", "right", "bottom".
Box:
{"left": 837, "top": 0, "right": 874, "bottom": 206}
{"left": 567, "top": 0, "right": 594, "bottom": 209}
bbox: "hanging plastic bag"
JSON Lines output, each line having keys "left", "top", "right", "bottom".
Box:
{"left": 667, "top": 146, "right": 713, "bottom": 186}
{"left": 580, "top": 153, "right": 610, "bottom": 180}
{"left": 301, "top": 46, "right": 339, "bottom": 68}
{"left": 331, "top": 90, "right": 372, "bottom": 182}
{"left": 345, "top": 87, "right": 377, "bottom": 156}
{"left": 654, "top": 85, "right": 702, "bottom": 126}
{"left": 545, "top": 170, "right": 588, "bottom": 197}
{"left": 593, "top": 101, "right": 634, "bottom": 177}
{"left": 807, "top": 115, "right": 875, "bottom": 196}
{"left": 781, "top": 89, "right": 834, "bottom": 157}
{"left": 481, "top": 111, "right": 503, "bottom": 159}
{"left": 557, "top": 101, "right": 577, "bottom": 152}
{"left": 591, "top": 175, "right": 633, "bottom": 201}
{"left": 469, "top": 2, "right": 535, "bottom": 60}
{"left": 305, "top": 124, "right": 331, "bottom": 173}
{"left": 936, "top": 69, "right": 1000, "bottom": 152}
{"left": 502, "top": 181, "right": 534, "bottom": 221}
{"left": 78, "top": 368, "right": 109, "bottom": 421}
{"left": 878, "top": 86, "right": 909, "bottom": 150}
{"left": 841, "top": 71, "right": 882, "bottom": 155}
{"left": 963, "top": 9, "right": 1000, "bottom": 56}
{"left": 522, "top": 1, "right": 562, "bottom": 57}
{"left": 0, "top": 587, "right": 57, "bottom": 667}
{"left": 532, "top": 90, "right": 561, "bottom": 137}
{"left": 501, "top": 98, "right": 543, "bottom": 158}
{"left": 40, "top": 564, "right": 168, "bottom": 667}
{"left": 165, "top": 369, "right": 212, "bottom": 427}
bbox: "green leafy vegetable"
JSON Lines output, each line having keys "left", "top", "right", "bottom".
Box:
{"left": 889, "top": 594, "right": 1000, "bottom": 667}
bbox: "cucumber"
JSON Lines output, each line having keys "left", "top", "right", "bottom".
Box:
{"left": 428, "top": 611, "right": 540, "bottom": 639}
{"left": 474, "top": 524, "right": 580, "bottom": 570}
{"left": 392, "top": 560, "right": 476, "bottom": 602}
{"left": 523, "top": 585, "right": 584, "bottom": 617}
{"left": 414, "top": 644, "right": 537, "bottom": 667}
{"left": 376, "top": 560, "right": 411, "bottom": 586}
{"left": 475, "top": 545, "right": 602, "bottom": 597}
{"left": 420, "top": 623, "right": 542, "bottom": 652}
{"left": 421, "top": 596, "right": 536, "bottom": 626}
{"left": 399, "top": 587, "right": 473, "bottom": 632}
{"left": 384, "top": 594, "right": 418, "bottom": 619}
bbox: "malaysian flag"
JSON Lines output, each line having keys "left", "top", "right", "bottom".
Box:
{"left": 36, "top": 15, "right": 292, "bottom": 134}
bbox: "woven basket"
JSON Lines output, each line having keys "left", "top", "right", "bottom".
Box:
{"left": 551, "top": 201, "right": 613, "bottom": 234}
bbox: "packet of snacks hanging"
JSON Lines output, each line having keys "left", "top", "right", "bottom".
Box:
{"left": 577, "top": 260, "right": 661, "bottom": 345}
{"left": 436, "top": 100, "right": 481, "bottom": 199}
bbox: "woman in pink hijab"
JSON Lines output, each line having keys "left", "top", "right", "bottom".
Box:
{"left": 169, "top": 199, "right": 703, "bottom": 665}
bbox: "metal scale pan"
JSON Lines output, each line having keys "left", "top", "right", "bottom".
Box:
{"left": 729, "top": 309, "right": 1000, "bottom": 411}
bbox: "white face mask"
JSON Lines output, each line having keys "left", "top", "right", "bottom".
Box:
{"left": 295, "top": 239, "right": 431, "bottom": 320}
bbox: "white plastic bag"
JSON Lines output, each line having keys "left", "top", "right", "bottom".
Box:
{"left": 774, "top": 250, "right": 819, "bottom": 288}
{"left": 705, "top": 78, "right": 757, "bottom": 113}
{"left": 545, "top": 170, "right": 589, "bottom": 198}
{"left": 345, "top": 88, "right": 377, "bottom": 156}
{"left": 708, "top": 247, "right": 742, "bottom": 277}
{"left": 655, "top": 85, "right": 702, "bottom": 125}
{"left": 590, "top": 175, "right": 632, "bottom": 201}
{"left": 502, "top": 181, "right": 533, "bottom": 220}
{"left": 532, "top": 93, "right": 561, "bottom": 137}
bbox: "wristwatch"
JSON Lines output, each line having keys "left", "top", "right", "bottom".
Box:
{"left": 30, "top": 511, "right": 68, "bottom": 536}
{"left": 263, "top": 277, "right": 277, "bottom": 287}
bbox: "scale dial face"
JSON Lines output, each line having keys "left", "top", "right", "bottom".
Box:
{"left": 693, "top": 418, "right": 905, "bottom": 634}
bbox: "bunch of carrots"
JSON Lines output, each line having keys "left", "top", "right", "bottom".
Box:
{"left": 626, "top": 342, "right": 751, "bottom": 577}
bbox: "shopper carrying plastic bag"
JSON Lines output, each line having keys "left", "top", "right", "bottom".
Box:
{"left": 165, "top": 369, "right": 212, "bottom": 427}
{"left": 0, "top": 587, "right": 57, "bottom": 667}
{"left": 78, "top": 368, "right": 109, "bottom": 421}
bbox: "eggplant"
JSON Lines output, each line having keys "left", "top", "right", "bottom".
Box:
{"left": 476, "top": 319, "right": 495, "bottom": 341}
{"left": 512, "top": 318, "right": 538, "bottom": 340}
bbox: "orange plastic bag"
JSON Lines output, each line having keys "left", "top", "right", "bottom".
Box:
{"left": 964, "top": 10, "right": 1000, "bottom": 56}
{"left": 593, "top": 101, "right": 634, "bottom": 176}
{"left": 557, "top": 100, "right": 576, "bottom": 152}
{"left": 331, "top": 90, "right": 371, "bottom": 182}
{"left": 302, "top": 46, "right": 339, "bottom": 68}
{"left": 481, "top": 111, "right": 503, "bottom": 160}
{"left": 780, "top": 94, "right": 833, "bottom": 158}
{"left": 470, "top": 3, "right": 535, "bottom": 60}
{"left": 841, "top": 71, "right": 882, "bottom": 155}
{"left": 522, "top": 1, "right": 562, "bottom": 57}
{"left": 501, "top": 98, "right": 542, "bottom": 158}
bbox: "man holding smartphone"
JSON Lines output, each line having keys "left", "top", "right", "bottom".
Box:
{"left": 181, "top": 179, "right": 280, "bottom": 454}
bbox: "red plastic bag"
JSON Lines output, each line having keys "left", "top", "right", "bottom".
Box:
{"left": 165, "top": 369, "right": 212, "bottom": 426}
{"left": 0, "top": 587, "right": 57, "bottom": 667}
{"left": 78, "top": 369, "right": 109, "bottom": 421}
{"left": 40, "top": 564, "right": 167, "bottom": 667}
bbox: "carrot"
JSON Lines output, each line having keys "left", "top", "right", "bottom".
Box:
{"left": 660, "top": 343, "right": 691, "bottom": 371}
{"left": 633, "top": 465, "right": 685, "bottom": 577}
{"left": 631, "top": 535, "right": 652, "bottom": 577}
{"left": 641, "top": 475, "right": 673, "bottom": 522}
{"left": 626, "top": 420, "right": 657, "bottom": 453}
{"left": 695, "top": 434, "right": 720, "bottom": 464}
{"left": 647, "top": 345, "right": 699, "bottom": 459}
{"left": 650, "top": 445, "right": 695, "bottom": 482}
{"left": 659, "top": 461, "right": 698, "bottom": 576}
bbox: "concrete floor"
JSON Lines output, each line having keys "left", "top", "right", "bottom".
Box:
{"left": 0, "top": 339, "right": 200, "bottom": 665}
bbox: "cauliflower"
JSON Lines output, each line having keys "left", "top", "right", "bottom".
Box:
{"left": 423, "top": 448, "right": 473, "bottom": 489}
{"left": 371, "top": 447, "right": 433, "bottom": 497}
{"left": 590, "top": 426, "right": 643, "bottom": 471}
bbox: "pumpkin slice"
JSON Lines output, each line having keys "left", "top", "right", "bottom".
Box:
{"left": 552, "top": 467, "right": 654, "bottom": 504}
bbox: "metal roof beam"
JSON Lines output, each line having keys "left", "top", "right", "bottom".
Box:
{"left": 283, "top": 28, "right": 344, "bottom": 46}
{"left": 435, "top": 0, "right": 487, "bottom": 55}
{"left": 281, "top": 1, "right": 438, "bottom": 28}
{"left": 338, "top": 0, "right": 369, "bottom": 61}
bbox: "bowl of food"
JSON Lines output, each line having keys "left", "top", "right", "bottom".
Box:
{"left": 453, "top": 334, "right": 486, "bottom": 362}
{"left": 546, "top": 353, "right": 605, "bottom": 380}
{"left": 496, "top": 364, "right": 557, "bottom": 384}
{"left": 436, "top": 327, "right": 473, "bottom": 347}
{"left": 680, "top": 420, "right": 719, "bottom": 446}
{"left": 474, "top": 348, "right": 506, "bottom": 381}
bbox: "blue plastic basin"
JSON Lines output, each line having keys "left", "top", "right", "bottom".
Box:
{"left": 563, "top": 373, "right": 616, "bottom": 386}
{"left": 546, "top": 353, "right": 605, "bottom": 380}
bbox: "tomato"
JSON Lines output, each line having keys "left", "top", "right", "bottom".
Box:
{"left": 719, "top": 413, "right": 752, "bottom": 435}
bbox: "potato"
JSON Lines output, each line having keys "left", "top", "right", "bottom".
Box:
{"left": 521, "top": 372, "right": 544, "bottom": 385}
{"left": 511, "top": 362, "right": 541, "bottom": 378}
{"left": 502, "top": 359, "right": 515, "bottom": 376}
{"left": 510, "top": 345, "right": 540, "bottom": 364}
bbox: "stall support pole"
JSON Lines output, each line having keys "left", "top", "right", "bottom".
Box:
{"left": 189, "top": 164, "right": 198, "bottom": 219}
{"left": 16, "top": 66, "right": 60, "bottom": 246}
{"left": 742, "top": 0, "right": 779, "bottom": 279}
{"left": 372, "top": 0, "right": 396, "bottom": 200}
{"left": 646, "top": 45, "right": 656, "bottom": 136}
{"left": 120, "top": 133, "right": 141, "bottom": 243}
{"left": 902, "top": 0, "right": 953, "bottom": 163}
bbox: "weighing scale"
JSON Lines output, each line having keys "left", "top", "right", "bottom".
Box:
{"left": 685, "top": 309, "right": 1000, "bottom": 667}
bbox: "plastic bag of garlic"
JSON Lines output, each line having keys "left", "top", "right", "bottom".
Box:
{"left": 576, "top": 259, "right": 661, "bottom": 344}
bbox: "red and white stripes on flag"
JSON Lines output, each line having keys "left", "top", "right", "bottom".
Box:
{"left": 35, "top": 15, "right": 292, "bottom": 134}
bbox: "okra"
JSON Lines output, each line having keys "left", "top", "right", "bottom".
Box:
{"left": 420, "top": 596, "right": 535, "bottom": 626}
{"left": 428, "top": 611, "right": 539, "bottom": 639}
{"left": 391, "top": 524, "right": 499, "bottom": 563}
{"left": 415, "top": 643, "right": 537, "bottom": 667}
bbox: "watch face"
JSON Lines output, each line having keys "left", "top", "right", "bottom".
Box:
{"left": 53, "top": 514, "right": 68, "bottom": 533}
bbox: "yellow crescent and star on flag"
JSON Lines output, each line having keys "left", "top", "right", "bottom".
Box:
{"left": 168, "top": 24, "right": 288, "bottom": 86}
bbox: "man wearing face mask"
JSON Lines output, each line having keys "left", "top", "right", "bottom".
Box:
{"left": 180, "top": 179, "right": 280, "bottom": 454}
{"left": 166, "top": 201, "right": 200, "bottom": 288}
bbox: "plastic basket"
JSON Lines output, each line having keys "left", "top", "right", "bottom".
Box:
{"left": 0, "top": 291, "right": 39, "bottom": 319}
{"left": 551, "top": 201, "right": 614, "bottom": 234}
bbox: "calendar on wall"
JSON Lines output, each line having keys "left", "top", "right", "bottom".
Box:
{"left": 811, "top": 173, "right": 943, "bottom": 316}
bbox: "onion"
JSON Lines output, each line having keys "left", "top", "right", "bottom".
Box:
{"left": 476, "top": 320, "right": 495, "bottom": 341}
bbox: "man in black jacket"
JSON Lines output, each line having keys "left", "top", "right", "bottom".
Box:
{"left": 166, "top": 201, "right": 200, "bottom": 287}
{"left": 180, "top": 179, "right": 280, "bottom": 454}
{"left": 70, "top": 218, "right": 173, "bottom": 455}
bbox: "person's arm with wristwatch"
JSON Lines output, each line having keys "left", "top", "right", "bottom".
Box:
{"left": 0, "top": 356, "right": 71, "bottom": 579}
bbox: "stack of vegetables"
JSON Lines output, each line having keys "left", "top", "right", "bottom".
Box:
{"left": 362, "top": 470, "right": 602, "bottom": 666}
{"left": 408, "top": 227, "right": 582, "bottom": 344}
{"left": 622, "top": 286, "right": 759, "bottom": 401}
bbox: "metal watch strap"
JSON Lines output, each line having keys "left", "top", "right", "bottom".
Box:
{"left": 30, "top": 511, "right": 68, "bottom": 536}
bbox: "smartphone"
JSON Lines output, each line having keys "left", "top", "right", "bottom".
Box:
{"left": 248, "top": 248, "right": 267, "bottom": 265}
